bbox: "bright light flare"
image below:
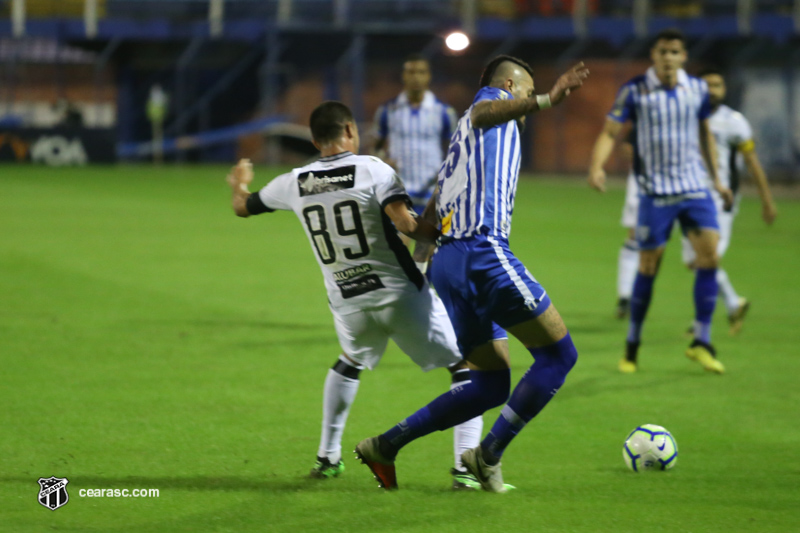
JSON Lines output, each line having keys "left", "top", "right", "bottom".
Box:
{"left": 445, "top": 32, "right": 470, "bottom": 52}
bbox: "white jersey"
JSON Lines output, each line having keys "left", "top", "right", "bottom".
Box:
{"left": 374, "top": 91, "right": 457, "bottom": 205}
{"left": 708, "top": 104, "right": 753, "bottom": 195}
{"left": 256, "top": 151, "right": 425, "bottom": 315}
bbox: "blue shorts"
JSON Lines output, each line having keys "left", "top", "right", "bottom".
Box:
{"left": 430, "top": 234, "right": 551, "bottom": 358}
{"left": 410, "top": 204, "right": 426, "bottom": 217}
{"left": 636, "top": 190, "right": 719, "bottom": 250}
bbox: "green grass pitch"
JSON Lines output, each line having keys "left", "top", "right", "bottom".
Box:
{"left": 2, "top": 164, "right": 798, "bottom": 532}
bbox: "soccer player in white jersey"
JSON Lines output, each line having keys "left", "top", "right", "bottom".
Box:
{"left": 373, "top": 54, "right": 458, "bottom": 220}
{"left": 588, "top": 29, "right": 734, "bottom": 374}
{"left": 226, "top": 101, "right": 484, "bottom": 490}
{"left": 679, "top": 67, "right": 777, "bottom": 333}
{"left": 355, "top": 56, "right": 589, "bottom": 492}
{"left": 615, "top": 126, "right": 640, "bottom": 319}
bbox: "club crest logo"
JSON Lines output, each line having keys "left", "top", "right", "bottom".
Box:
{"left": 38, "top": 476, "right": 69, "bottom": 511}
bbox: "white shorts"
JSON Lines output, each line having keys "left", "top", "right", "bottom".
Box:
{"left": 681, "top": 194, "right": 739, "bottom": 264}
{"left": 621, "top": 173, "right": 640, "bottom": 229}
{"left": 331, "top": 286, "right": 462, "bottom": 372}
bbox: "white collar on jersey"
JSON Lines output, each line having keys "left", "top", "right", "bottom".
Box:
{"left": 397, "top": 90, "right": 435, "bottom": 109}
{"left": 645, "top": 67, "right": 690, "bottom": 90}
{"left": 319, "top": 151, "right": 353, "bottom": 162}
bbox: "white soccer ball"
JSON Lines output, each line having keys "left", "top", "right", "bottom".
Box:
{"left": 623, "top": 424, "right": 678, "bottom": 472}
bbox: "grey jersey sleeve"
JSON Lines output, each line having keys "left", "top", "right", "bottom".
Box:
{"left": 730, "top": 112, "right": 754, "bottom": 150}
{"left": 371, "top": 159, "right": 410, "bottom": 209}
{"left": 257, "top": 173, "right": 295, "bottom": 211}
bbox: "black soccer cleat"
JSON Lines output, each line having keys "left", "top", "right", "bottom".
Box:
{"left": 615, "top": 298, "right": 630, "bottom": 319}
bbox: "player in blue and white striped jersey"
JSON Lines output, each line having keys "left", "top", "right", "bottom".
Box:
{"left": 589, "top": 28, "right": 734, "bottom": 374}
{"left": 356, "top": 57, "right": 589, "bottom": 492}
{"left": 373, "top": 54, "right": 458, "bottom": 217}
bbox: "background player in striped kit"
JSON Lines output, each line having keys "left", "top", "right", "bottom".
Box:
{"left": 678, "top": 67, "right": 777, "bottom": 334}
{"left": 226, "top": 101, "right": 484, "bottom": 490}
{"left": 588, "top": 28, "right": 734, "bottom": 374}
{"left": 356, "top": 57, "right": 589, "bottom": 492}
{"left": 614, "top": 68, "right": 778, "bottom": 335}
{"left": 372, "top": 54, "right": 457, "bottom": 230}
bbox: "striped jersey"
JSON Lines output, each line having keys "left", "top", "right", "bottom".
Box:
{"left": 374, "top": 90, "right": 457, "bottom": 206}
{"left": 255, "top": 152, "right": 425, "bottom": 315}
{"left": 609, "top": 67, "right": 713, "bottom": 196}
{"left": 708, "top": 104, "right": 753, "bottom": 195}
{"left": 436, "top": 86, "right": 522, "bottom": 241}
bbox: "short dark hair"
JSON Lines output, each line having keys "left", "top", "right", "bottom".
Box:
{"left": 479, "top": 55, "right": 534, "bottom": 88}
{"left": 651, "top": 28, "right": 686, "bottom": 48}
{"left": 698, "top": 65, "right": 724, "bottom": 78}
{"left": 404, "top": 53, "right": 428, "bottom": 65}
{"left": 309, "top": 101, "right": 354, "bottom": 144}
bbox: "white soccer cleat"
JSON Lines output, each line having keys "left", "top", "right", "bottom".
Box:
{"left": 460, "top": 446, "right": 508, "bottom": 493}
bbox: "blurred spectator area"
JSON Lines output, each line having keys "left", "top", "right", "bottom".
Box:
{"left": 0, "top": 0, "right": 796, "bottom": 20}
{"left": 0, "top": 38, "right": 116, "bottom": 128}
{"left": 0, "top": 0, "right": 797, "bottom": 173}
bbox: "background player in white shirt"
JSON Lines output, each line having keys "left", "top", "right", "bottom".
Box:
{"left": 226, "top": 101, "right": 483, "bottom": 490}
{"left": 373, "top": 54, "right": 457, "bottom": 224}
{"left": 680, "top": 67, "right": 777, "bottom": 333}
{"left": 615, "top": 126, "right": 640, "bottom": 319}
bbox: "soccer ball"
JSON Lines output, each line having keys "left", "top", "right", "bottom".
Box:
{"left": 623, "top": 424, "right": 678, "bottom": 472}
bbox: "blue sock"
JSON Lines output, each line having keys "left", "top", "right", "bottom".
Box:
{"left": 381, "top": 369, "right": 510, "bottom": 454}
{"left": 481, "top": 334, "right": 578, "bottom": 463}
{"left": 627, "top": 273, "right": 655, "bottom": 343}
{"left": 693, "top": 268, "right": 718, "bottom": 344}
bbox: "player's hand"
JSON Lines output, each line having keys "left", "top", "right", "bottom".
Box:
{"left": 227, "top": 158, "right": 253, "bottom": 193}
{"left": 715, "top": 184, "right": 734, "bottom": 211}
{"left": 762, "top": 201, "right": 777, "bottom": 225}
{"left": 549, "top": 62, "right": 590, "bottom": 105}
{"left": 587, "top": 167, "right": 606, "bottom": 192}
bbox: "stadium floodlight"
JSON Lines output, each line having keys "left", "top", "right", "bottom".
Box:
{"left": 445, "top": 32, "right": 470, "bottom": 52}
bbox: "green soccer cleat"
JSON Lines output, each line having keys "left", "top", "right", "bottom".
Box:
{"left": 460, "top": 447, "right": 508, "bottom": 493}
{"left": 452, "top": 468, "right": 515, "bottom": 491}
{"left": 451, "top": 468, "right": 481, "bottom": 491}
{"left": 309, "top": 456, "right": 345, "bottom": 479}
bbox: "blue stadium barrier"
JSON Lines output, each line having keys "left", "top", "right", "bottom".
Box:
{"left": 117, "top": 114, "right": 290, "bottom": 159}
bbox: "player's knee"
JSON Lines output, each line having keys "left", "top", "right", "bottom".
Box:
{"left": 530, "top": 333, "right": 578, "bottom": 377}
{"left": 557, "top": 334, "right": 579, "bottom": 374}
{"left": 638, "top": 253, "right": 661, "bottom": 276}
{"left": 695, "top": 252, "right": 719, "bottom": 269}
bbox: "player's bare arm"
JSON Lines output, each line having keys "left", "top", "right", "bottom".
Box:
{"left": 741, "top": 148, "right": 777, "bottom": 224}
{"left": 384, "top": 199, "right": 440, "bottom": 243}
{"left": 471, "top": 62, "right": 589, "bottom": 129}
{"left": 587, "top": 118, "right": 623, "bottom": 192}
{"left": 700, "top": 119, "right": 733, "bottom": 209}
{"left": 411, "top": 190, "right": 439, "bottom": 265}
{"left": 227, "top": 159, "right": 254, "bottom": 217}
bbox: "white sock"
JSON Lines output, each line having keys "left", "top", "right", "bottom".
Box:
{"left": 317, "top": 367, "right": 360, "bottom": 464}
{"left": 716, "top": 268, "right": 740, "bottom": 315}
{"left": 451, "top": 380, "right": 483, "bottom": 471}
{"left": 618, "top": 240, "right": 639, "bottom": 299}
